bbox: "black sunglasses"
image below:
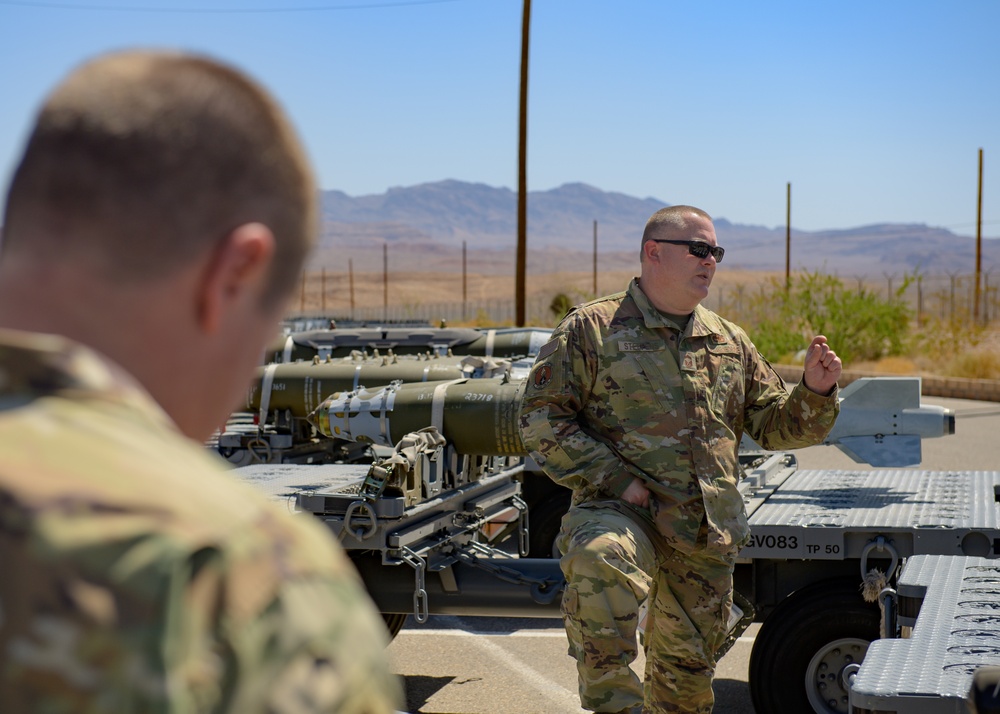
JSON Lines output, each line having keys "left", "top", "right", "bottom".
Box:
{"left": 650, "top": 239, "right": 725, "bottom": 263}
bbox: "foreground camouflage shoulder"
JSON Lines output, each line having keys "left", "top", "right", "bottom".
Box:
{"left": 0, "top": 330, "right": 402, "bottom": 713}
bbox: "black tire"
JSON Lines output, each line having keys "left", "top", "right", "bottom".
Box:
{"left": 749, "top": 579, "right": 880, "bottom": 714}
{"left": 971, "top": 666, "right": 1000, "bottom": 713}
{"left": 527, "top": 492, "right": 570, "bottom": 558}
{"left": 381, "top": 612, "right": 408, "bottom": 640}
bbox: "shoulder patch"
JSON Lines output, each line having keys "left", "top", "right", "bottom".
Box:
{"left": 536, "top": 339, "right": 558, "bottom": 360}
{"left": 532, "top": 363, "right": 553, "bottom": 389}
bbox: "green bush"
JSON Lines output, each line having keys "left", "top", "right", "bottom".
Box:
{"left": 743, "top": 272, "right": 913, "bottom": 366}
{"left": 747, "top": 317, "right": 804, "bottom": 364}
{"left": 549, "top": 293, "right": 575, "bottom": 322}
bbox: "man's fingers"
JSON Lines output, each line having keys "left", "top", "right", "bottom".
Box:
{"left": 806, "top": 336, "right": 830, "bottom": 367}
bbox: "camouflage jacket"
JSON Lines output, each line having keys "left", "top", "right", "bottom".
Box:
{"left": 0, "top": 328, "right": 403, "bottom": 713}
{"left": 519, "top": 279, "right": 839, "bottom": 554}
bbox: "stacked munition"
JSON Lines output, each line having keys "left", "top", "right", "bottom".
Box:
{"left": 308, "top": 376, "right": 527, "bottom": 456}
{"left": 268, "top": 326, "right": 551, "bottom": 363}
{"left": 246, "top": 354, "right": 510, "bottom": 420}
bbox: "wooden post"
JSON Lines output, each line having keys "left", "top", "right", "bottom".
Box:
{"left": 917, "top": 275, "right": 924, "bottom": 327}
{"left": 515, "top": 0, "right": 531, "bottom": 327}
{"left": 321, "top": 268, "right": 326, "bottom": 312}
{"left": 593, "top": 219, "right": 598, "bottom": 296}
{"left": 349, "top": 259, "right": 355, "bottom": 320}
{"left": 975, "top": 148, "right": 984, "bottom": 322}
{"left": 785, "top": 182, "right": 791, "bottom": 292}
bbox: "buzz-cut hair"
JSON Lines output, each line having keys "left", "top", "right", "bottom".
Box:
{"left": 1, "top": 50, "right": 316, "bottom": 307}
{"left": 639, "top": 205, "right": 712, "bottom": 262}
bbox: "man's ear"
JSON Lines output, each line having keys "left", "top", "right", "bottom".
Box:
{"left": 197, "top": 222, "right": 276, "bottom": 335}
{"left": 642, "top": 239, "right": 660, "bottom": 265}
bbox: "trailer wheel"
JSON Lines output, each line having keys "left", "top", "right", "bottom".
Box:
{"left": 748, "top": 579, "right": 879, "bottom": 714}
{"left": 527, "top": 492, "right": 570, "bottom": 558}
{"left": 381, "top": 612, "right": 408, "bottom": 640}
{"left": 971, "top": 666, "right": 1000, "bottom": 713}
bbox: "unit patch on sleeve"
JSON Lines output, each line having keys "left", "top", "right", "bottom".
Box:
{"left": 532, "top": 363, "right": 553, "bottom": 389}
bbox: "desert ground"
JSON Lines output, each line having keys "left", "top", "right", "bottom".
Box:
{"left": 291, "top": 268, "right": 783, "bottom": 325}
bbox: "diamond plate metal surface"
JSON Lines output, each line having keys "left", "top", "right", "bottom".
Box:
{"left": 749, "top": 470, "right": 1000, "bottom": 530}
{"left": 230, "top": 463, "right": 369, "bottom": 502}
{"left": 850, "top": 554, "right": 1000, "bottom": 713}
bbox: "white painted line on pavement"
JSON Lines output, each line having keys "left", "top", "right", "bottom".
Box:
{"left": 429, "top": 615, "right": 586, "bottom": 712}
{"left": 399, "top": 629, "right": 567, "bottom": 638}
{"left": 399, "top": 628, "right": 757, "bottom": 644}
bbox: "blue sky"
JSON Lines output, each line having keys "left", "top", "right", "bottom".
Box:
{"left": 1, "top": 0, "right": 998, "bottom": 235}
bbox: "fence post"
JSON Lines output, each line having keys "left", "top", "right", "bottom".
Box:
{"left": 916, "top": 275, "right": 923, "bottom": 327}
{"left": 884, "top": 272, "right": 895, "bottom": 299}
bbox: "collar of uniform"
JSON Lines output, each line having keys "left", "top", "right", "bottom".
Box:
{"left": 628, "top": 278, "right": 676, "bottom": 330}
{"left": 626, "top": 279, "right": 727, "bottom": 342}
{"left": 0, "top": 327, "right": 179, "bottom": 433}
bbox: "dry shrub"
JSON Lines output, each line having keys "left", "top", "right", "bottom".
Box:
{"left": 946, "top": 348, "right": 1000, "bottom": 380}
{"left": 871, "top": 356, "right": 921, "bottom": 374}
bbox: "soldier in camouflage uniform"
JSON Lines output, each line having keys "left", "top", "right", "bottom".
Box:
{"left": 519, "top": 205, "right": 841, "bottom": 713}
{"left": 0, "top": 52, "right": 402, "bottom": 712}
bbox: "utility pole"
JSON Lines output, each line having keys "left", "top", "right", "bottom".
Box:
{"left": 975, "top": 148, "right": 984, "bottom": 323}
{"left": 383, "top": 243, "right": 388, "bottom": 323}
{"left": 515, "top": 0, "right": 531, "bottom": 327}
{"left": 785, "top": 182, "right": 791, "bottom": 292}
{"left": 348, "top": 259, "right": 355, "bottom": 320}
{"left": 462, "top": 240, "right": 468, "bottom": 322}
{"left": 592, "top": 220, "right": 598, "bottom": 296}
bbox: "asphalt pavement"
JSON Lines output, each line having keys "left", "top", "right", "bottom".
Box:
{"left": 386, "top": 394, "right": 1000, "bottom": 713}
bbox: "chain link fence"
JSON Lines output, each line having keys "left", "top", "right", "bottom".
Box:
{"left": 293, "top": 270, "right": 999, "bottom": 327}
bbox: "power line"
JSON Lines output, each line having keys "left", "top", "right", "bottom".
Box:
{"left": 944, "top": 220, "right": 1000, "bottom": 229}
{"left": 0, "top": 0, "right": 462, "bottom": 13}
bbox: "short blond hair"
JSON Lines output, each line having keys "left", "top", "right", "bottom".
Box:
{"left": 640, "top": 205, "right": 713, "bottom": 259}
{"left": 2, "top": 51, "right": 316, "bottom": 306}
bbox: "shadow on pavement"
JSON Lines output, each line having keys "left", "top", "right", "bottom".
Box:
{"left": 714, "top": 677, "right": 755, "bottom": 714}
{"left": 403, "top": 674, "right": 455, "bottom": 712}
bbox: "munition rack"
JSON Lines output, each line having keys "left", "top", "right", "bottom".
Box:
{"left": 231, "top": 435, "right": 561, "bottom": 628}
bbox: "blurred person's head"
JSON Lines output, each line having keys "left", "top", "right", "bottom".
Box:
{"left": 0, "top": 50, "right": 318, "bottom": 438}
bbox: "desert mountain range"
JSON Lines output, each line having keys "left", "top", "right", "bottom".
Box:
{"left": 311, "top": 180, "right": 997, "bottom": 277}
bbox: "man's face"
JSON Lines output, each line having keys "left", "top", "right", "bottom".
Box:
{"left": 641, "top": 214, "right": 719, "bottom": 314}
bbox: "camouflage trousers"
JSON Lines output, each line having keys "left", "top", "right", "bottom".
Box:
{"left": 556, "top": 504, "right": 737, "bottom": 714}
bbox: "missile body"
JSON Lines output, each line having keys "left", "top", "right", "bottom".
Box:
{"left": 310, "top": 375, "right": 954, "bottom": 467}
{"left": 269, "top": 327, "right": 552, "bottom": 363}
{"left": 247, "top": 355, "right": 509, "bottom": 419}
{"left": 309, "top": 377, "right": 527, "bottom": 456}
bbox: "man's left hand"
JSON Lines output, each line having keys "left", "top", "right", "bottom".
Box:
{"left": 802, "top": 335, "right": 841, "bottom": 395}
